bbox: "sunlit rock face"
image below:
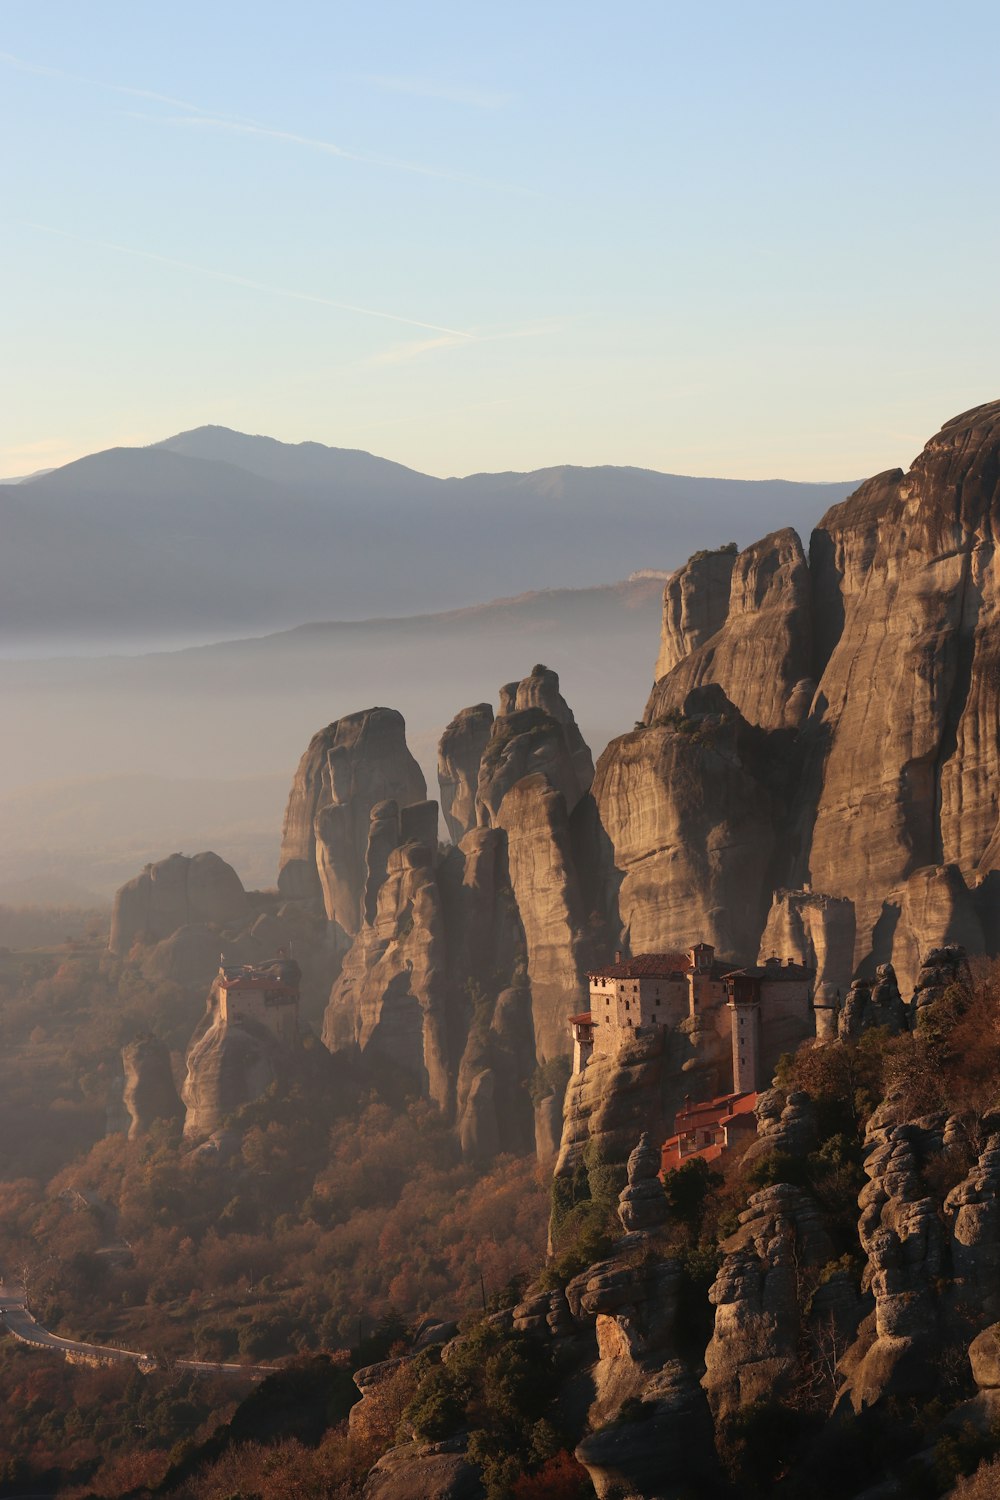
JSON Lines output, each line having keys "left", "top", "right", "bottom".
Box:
{"left": 110, "top": 850, "right": 249, "bottom": 956}
{"left": 276, "top": 707, "right": 426, "bottom": 932}
{"left": 654, "top": 545, "right": 737, "bottom": 681}
{"left": 592, "top": 689, "right": 782, "bottom": 961}
{"left": 804, "top": 402, "right": 1000, "bottom": 969}
{"left": 647, "top": 527, "right": 813, "bottom": 732}
{"left": 595, "top": 401, "right": 1000, "bottom": 986}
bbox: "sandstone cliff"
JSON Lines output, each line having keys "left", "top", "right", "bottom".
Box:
{"left": 277, "top": 707, "right": 427, "bottom": 933}
{"left": 596, "top": 401, "right": 1000, "bottom": 989}
{"left": 437, "top": 703, "right": 494, "bottom": 844}
{"left": 109, "top": 851, "right": 249, "bottom": 956}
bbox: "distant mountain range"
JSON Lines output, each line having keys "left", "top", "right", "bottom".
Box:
{"left": 0, "top": 425, "right": 859, "bottom": 651}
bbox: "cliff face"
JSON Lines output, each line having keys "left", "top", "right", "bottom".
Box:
{"left": 109, "top": 851, "right": 249, "bottom": 956}
{"left": 276, "top": 708, "right": 427, "bottom": 933}
{"left": 437, "top": 703, "right": 494, "bottom": 844}
{"left": 647, "top": 528, "right": 813, "bottom": 732}
{"left": 654, "top": 546, "right": 736, "bottom": 680}
{"left": 595, "top": 401, "right": 1000, "bottom": 986}
{"left": 592, "top": 688, "right": 782, "bottom": 960}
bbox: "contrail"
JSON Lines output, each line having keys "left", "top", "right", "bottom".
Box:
{"left": 17, "top": 221, "right": 476, "bottom": 339}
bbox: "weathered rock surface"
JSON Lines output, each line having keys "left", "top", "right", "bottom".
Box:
{"left": 592, "top": 687, "right": 782, "bottom": 959}
{"left": 277, "top": 707, "right": 426, "bottom": 931}
{"left": 654, "top": 545, "right": 737, "bottom": 680}
{"left": 759, "top": 888, "right": 856, "bottom": 1030}
{"left": 362, "top": 1439, "right": 484, "bottom": 1500}
{"left": 742, "top": 1088, "right": 818, "bottom": 1165}
{"left": 110, "top": 851, "right": 249, "bottom": 956}
{"left": 438, "top": 704, "right": 495, "bottom": 844}
{"left": 121, "top": 1035, "right": 184, "bottom": 1139}
{"left": 323, "top": 842, "right": 453, "bottom": 1109}
{"left": 617, "top": 1131, "right": 668, "bottom": 1232}
{"left": 495, "top": 775, "right": 587, "bottom": 1062}
{"left": 838, "top": 968, "right": 909, "bottom": 1042}
{"left": 807, "top": 403, "right": 1000, "bottom": 970}
{"left": 912, "top": 942, "right": 974, "bottom": 1014}
{"left": 889, "top": 866, "right": 984, "bottom": 997}
{"left": 944, "top": 1134, "right": 1000, "bottom": 1323}
{"left": 703, "top": 1182, "right": 834, "bottom": 1423}
{"left": 455, "top": 986, "right": 536, "bottom": 1162}
{"left": 647, "top": 527, "right": 813, "bottom": 732}
{"left": 476, "top": 667, "right": 593, "bottom": 827}
{"left": 838, "top": 1123, "right": 946, "bottom": 1411}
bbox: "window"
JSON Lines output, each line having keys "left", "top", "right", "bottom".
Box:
{"left": 625, "top": 1000, "right": 630, "bottom": 1010}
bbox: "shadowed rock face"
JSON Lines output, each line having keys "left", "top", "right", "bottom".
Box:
{"left": 475, "top": 666, "right": 594, "bottom": 827}
{"left": 593, "top": 689, "right": 782, "bottom": 959}
{"left": 655, "top": 546, "right": 737, "bottom": 681}
{"left": 759, "top": 889, "right": 856, "bottom": 1023}
{"left": 647, "top": 528, "right": 813, "bottom": 732}
{"left": 121, "top": 1036, "right": 184, "bottom": 1139}
{"left": 110, "top": 851, "right": 249, "bottom": 956}
{"left": 277, "top": 707, "right": 426, "bottom": 932}
{"left": 438, "top": 704, "right": 495, "bottom": 843}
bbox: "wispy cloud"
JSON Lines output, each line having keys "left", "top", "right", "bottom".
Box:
{"left": 368, "top": 335, "right": 472, "bottom": 366}
{"left": 18, "top": 220, "right": 476, "bottom": 339}
{"left": 366, "top": 322, "right": 563, "bottom": 367}
{"left": 1, "top": 49, "right": 536, "bottom": 195}
{"left": 363, "top": 74, "right": 512, "bottom": 110}
{"left": 0, "top": 48, "right": 208, "bottom": 115}
{"left": 137, "top": 112, "right": 538, "bottom": 195}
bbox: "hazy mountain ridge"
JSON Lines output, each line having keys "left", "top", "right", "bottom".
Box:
{"left": 1, "top": 424, "right": 858, "bottom": 650}
{"left": 0, "top": 577, "right": 667, "bottom": 896}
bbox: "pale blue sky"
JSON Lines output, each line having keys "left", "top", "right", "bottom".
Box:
{"left": 3, "top": 0, "right": 999, "bottom": 480}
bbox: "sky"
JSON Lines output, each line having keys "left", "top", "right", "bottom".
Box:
{"left": 3, "top": 0, "right": 1000, "bottom": 482}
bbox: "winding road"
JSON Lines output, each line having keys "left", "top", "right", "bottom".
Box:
{"left": 0, "top": 1272, "right": 275, "bottom": 1380}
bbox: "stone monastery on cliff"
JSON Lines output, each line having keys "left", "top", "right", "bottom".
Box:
{"left": 570, "top": 944, "right": 814, "bottom": 1095}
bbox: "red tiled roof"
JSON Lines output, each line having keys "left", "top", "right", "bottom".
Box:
{"left": 586, "top": 952, "right": 689, "bottom": 979}
{"left": 569, "top": 1012, "right": 593, "bottom": 1026}
{"left": 726, "top": 961, "right": 815, "bottom": 981}
{"left": 587, "top": 951, "right": 741, "bottom": 981}
{"left": 673, "top": 1091, "right": 757, "bottom": 1131}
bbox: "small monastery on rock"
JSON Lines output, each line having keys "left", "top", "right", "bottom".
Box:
{"left": 570, "top": 943, "right": 814, "bottom": 1094}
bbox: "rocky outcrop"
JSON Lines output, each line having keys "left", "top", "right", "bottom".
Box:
{"left": 455, "top": 986, "right": 536, "bottom": 1163}
{"left": 589, "top": 402, "right": 1000, "bottom": 992}
{"left": 838, "top": 1123, "right": 946, "bottom": 1411}
{"left": 647, "top": 528, "right": 813, "bottom": 732}
{"left": 323, "top": 842, "right": 453, "bottom": 1109}
{"left": 742, "top": 1088, "right": 818, "bottom": 1166}
{"left": 759, "top": 889, "right": 856, "bottom": 1034}
{"left": 806, "top": 403, "right": 1000, "bottom": 970}
{"left": 592, "top": 687, "right": 782, "bottom": 959}
{"left": 362, "top": 1439, "right": 483, "bottom": 1500}
{"left": 944, "top": 1134, "right": 1000, "bottom": 1324}
{"left": 438, "top": 704, "right": 494, "bottom": 844}
{"left": 476, "top": 667, "right": 593, "bottom": 827}
{"left": 912, "top": 943, "right": 973, "bottom": 1014}
{"left": 109, "top": 851, "right": 249, "bottom": 956}
{"left": 576, "top": 1359, "right": 723, "bottom": 1500}
{"left": 654, "top": 545, "right": 737, "bottom": 680}
{"left": 889, "top": 866, "right": 984, "bottom": 996}
{"left": 495, "top": 776, "right": 587, "bottom": 1062}
{"left": 616, "top": 1132, "right": 668, "bottom": 1232}
{"left": 121, "top": 1036, "right": 184, "bottom": 1139}
{"left": 277, "top": 707, "right": 426, "bottom": 931}
{"left": 703, "top": 1182, "right": 834, "bottom": 1423}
